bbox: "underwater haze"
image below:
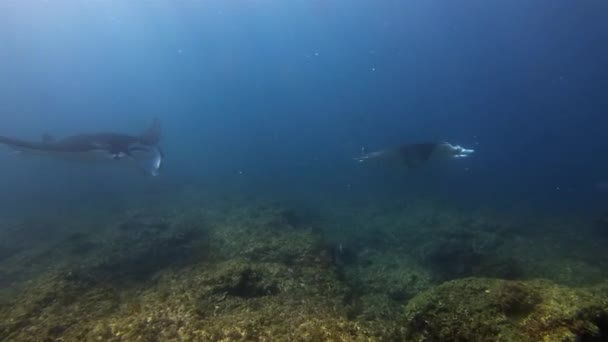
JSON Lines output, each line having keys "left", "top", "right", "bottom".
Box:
{"left": 1, "top": 0, "right": 607, "bottom": 212}
{"left": 2, "top": 1, "right": 608, "bottom": 341}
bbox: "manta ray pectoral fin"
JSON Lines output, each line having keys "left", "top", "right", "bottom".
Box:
{"left": 451, "top": 145, "right": 475, "bottom": 158}
{"left": 453, "top": 151, "right": 474, "bottom": 158}
{"left": 91, "top": 141, "right": 109, "bottom": 149}
{"left": 111, "top": 152, "right": 128, "bottom": 160}
{"left": 354, "top": 147, "right": 370, "bottom": 163}
{"left": 128, "top": 145, "right": 163, "bottom": 176}
{"left": 140, "top": 118, "right": 161, "bottom": 145}
{"left": 437, "top": 143, "right": 475, "bottom": 159}
{"left": 1, "top": 142, "right": 25, "bottom": 155}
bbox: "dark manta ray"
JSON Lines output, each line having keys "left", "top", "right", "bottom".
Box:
{"left": 0, "top": 119, "right": 163, "bottom": 176}
{"left": 355, "top": 142, "right": 474, "bottom": 168}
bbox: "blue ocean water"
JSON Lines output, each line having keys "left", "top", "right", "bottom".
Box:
{"left": 4, "top": 2, "right": 608, "bottom": 340}
{"left": 0, "top": 0, "right": 607, "bottom": 214}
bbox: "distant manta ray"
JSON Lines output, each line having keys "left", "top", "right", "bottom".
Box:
{"left": 355, "top": 142, "right": 474, "bottom": 168}
{"left": 0, "top": 119, "right": 163, "bottom": 176}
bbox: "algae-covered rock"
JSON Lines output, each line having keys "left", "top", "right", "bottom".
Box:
{"left": 0, "top": 203, "right": 403, "bottom": 341}
{"left": 4, "top": 196, "right": 608, "bottom": 341}
{"left": 207, "top": 204, "right": 328, "bottom": 266}
{"left": 404, "top": 277, "right": 608, "bottom": 341}
{"left": 342, "top": 249, "right": 434, "bottom": 321}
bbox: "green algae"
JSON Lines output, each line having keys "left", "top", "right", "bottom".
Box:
{"left": 0, "top": 202, "right": 402, "bottom": 341}
{"left": 1, "top": 198, "right": 608, "bottom": 341}
{"left": 341, "top": 249, "right": 434, "bottom": 321}
{"left": 404, "top": 278, "right": 608, "bottom": 341}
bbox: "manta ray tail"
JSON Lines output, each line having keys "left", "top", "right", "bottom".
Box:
{"left": 140, "top": 118, "right": 161, "bottom": 145}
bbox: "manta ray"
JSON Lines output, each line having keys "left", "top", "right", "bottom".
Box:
{"left": 0, "top": 119, "right": 163, "bottom": 176}
{"left": 355, "top": 142, "right": 474, "bottom": 168}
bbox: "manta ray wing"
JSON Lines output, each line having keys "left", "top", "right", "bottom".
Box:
{"left": 0, "top": 119, "right": 163, "bottom": 176}
{"left": 128, "top": 145, "right": 163, "bottom": 176}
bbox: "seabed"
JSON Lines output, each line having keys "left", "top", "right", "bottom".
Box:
{"left": 1, "top": 193, "right": 608, "bottom": 341}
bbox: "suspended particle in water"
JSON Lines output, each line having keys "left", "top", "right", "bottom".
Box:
{"left": 596, "top": 181, "right": 608, "bottom": 192}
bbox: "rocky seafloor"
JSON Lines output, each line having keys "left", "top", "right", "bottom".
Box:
{"left": 1, "top": 195, "right": 608, "bottom": 341}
